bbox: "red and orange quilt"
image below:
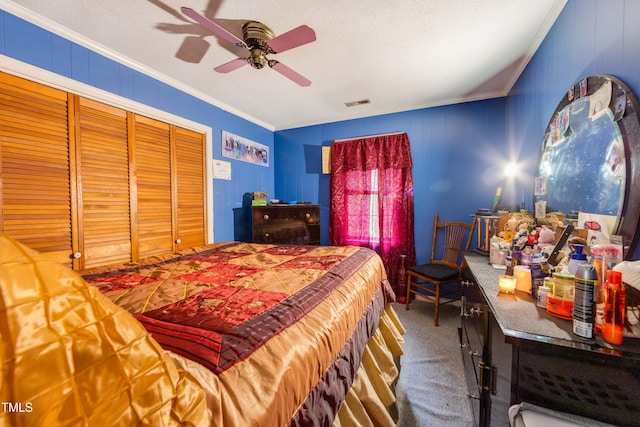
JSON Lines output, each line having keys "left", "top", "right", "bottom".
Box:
{"left": 83, "top": 242, "right": 392, "bottom": 374}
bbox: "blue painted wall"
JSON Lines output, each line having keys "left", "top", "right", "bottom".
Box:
{"left": 3, "top": 1, "right": 640, "bottom": 260}
{"left": 274, "top": 101, "right": 507, "bottom": 261}
{"left": 506, "top": 0, "right": 640, "bottom": 259}
{"left": 276, "top": 0, "right": 640, "bottom": 260}
{"left": 0, "top": 9, "right": 274, "bottom": 242}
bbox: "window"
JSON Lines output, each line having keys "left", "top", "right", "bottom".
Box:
{"left": 329, "top": 133, "right": 416, "bottom": 291}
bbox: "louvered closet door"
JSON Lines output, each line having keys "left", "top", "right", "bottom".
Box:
{"left": 174, "top": 127, "right": 206, "bottom": 248}
{"left": 74, "top": 97, "right": 131, "bottom": 269}
{"left": 133, "top": 115, "right": 173, "bottom": 258}
{"left": 0, "top": 72, "right": 74, "bottom": 266}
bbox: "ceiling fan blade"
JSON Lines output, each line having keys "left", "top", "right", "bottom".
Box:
{"left": 214, "top": 58, "right": 249, "bottom": 73}
{"left": 267, "top": 25, "right": 316, "bottom": 53}
{"left": 181, "top": 7, "right": 246, "bottom": 47}
{"left": 269, "top": 61, "right": 311, "bottom": 87}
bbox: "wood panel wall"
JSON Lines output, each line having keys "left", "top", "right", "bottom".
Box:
{"left": 0, "top": 71, "right": 207, "bottom": 270}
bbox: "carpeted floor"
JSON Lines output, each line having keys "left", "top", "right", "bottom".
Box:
{"left": 393, "top": 299, "right": 474, "bottom": 427}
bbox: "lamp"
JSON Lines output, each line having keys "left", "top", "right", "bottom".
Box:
{"left": 504, "top": 161, "right": 526, "bottom": 211}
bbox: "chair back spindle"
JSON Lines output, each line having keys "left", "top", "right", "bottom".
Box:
{"left": 431, "top": 215, "right": 476, "bottom": 268}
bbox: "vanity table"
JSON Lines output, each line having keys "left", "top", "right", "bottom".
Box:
{"left": 461, "top": 253, "right": 640, "bottom": 427}
{"left": 458, "top": 74, "right": 640, "bottom": 426}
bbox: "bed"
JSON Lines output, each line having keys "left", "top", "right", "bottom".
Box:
{"left": 0, "top": 235, "right": 405, "bottom": 427}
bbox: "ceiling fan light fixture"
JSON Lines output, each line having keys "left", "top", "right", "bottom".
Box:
{"left": 249, "top": 49, "right": 267, "bottom": 69}
{"left": 345, "top": 99, "right": 371, "bottom": 107}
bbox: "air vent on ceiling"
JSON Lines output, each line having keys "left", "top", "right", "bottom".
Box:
{"left": 344, "top": 98, "right": 371, "bottom": 107}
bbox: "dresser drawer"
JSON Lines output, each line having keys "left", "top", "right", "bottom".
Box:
{"left": 253, "top": 206, "right": 319, "bottom": 224}
{"left": 251, "top": 205, "right": 320, "bottom": 245}
{"left": 460, "top": 296, "right": 485, "bottom": 425}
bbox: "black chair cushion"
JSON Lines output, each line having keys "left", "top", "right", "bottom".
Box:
{"left": 409, "top": 263, "right": 459, "bottom": 281}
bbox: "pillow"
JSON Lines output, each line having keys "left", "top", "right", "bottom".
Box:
{"left": 0, "top": 234, "right": 208, "bottom": 426}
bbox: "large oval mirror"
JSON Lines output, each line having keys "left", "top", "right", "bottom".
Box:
{"left": 534, "top": 75, "right": 640, "bottom": 258}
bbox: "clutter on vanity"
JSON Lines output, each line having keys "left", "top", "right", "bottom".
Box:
{"left": 464, "top": 248, "right": 640, "bottom": 427}
{"left": 482, "top": 210, "right": 639, "bottom": 346}
{"left": 463, "top": 75, "right": 640, "bottom": 427}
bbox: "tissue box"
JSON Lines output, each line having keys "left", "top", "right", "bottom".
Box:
{"left": 251, "top": 191, "right": 268, "bottom": 206}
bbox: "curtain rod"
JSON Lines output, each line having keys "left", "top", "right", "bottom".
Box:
{"left": 333, "top": 131, "right": 405, "bottom": 143}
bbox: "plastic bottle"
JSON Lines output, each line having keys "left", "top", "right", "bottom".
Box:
{"left": 505, "top": 255, "right": 513, "bottom": 276}
{"left": 592, "top": 256, "right": 610, "bottom": 333}
{"left": 511, "top": 250, "right": 522, "bottom": 268}
{"left": 567, "top": 244, "right": 587, "bottom": 275}
{"left": 602, "top": 270, "right": 625, "bottom": 345}
{"left": 573, "top": 263, "right": 597, "bottom": 339}
{"left": 537, "top": 286, "right": 551, "bottom": 308}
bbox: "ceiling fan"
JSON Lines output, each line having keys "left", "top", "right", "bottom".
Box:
{"left": 181, "top": 7, "right": 316, "bottom": 86}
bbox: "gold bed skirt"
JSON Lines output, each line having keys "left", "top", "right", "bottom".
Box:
{"left": 169, "top": 303, "right": 406, "bottom": 427}
{"left": 333, "top": 304, "right": 405, "bottom": 427}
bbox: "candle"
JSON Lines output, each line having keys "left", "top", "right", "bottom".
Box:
{"left": 498, "top": 274, "right": 517, "bottom": 294}
{"left": 514, "top": 265, "right": 531, "bottom": 294}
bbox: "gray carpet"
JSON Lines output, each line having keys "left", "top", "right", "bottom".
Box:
{"left": 393, "top": 300, "right": 474, "bottom": 427}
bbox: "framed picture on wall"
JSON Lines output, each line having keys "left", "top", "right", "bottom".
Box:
{"left": 222, "top": 130, "right": 269, "bottom": 167}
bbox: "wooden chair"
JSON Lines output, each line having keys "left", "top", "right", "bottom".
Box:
{"left": 405, "top": 214, "right": 477, "bottom": 326}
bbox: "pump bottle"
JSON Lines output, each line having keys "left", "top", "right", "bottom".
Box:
{"left": 567, "top": 244, "right": 587, "bottom": 275}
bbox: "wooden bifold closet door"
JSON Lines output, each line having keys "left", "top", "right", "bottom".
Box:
{"left": 0, "top": 72, "right": 207, "bottom": 270}
{"left": 74, "top": 97, "right": 132, "bottom": 267}
{"left": 131, "top": 115, "right": 174, "bottom": 259}
{"left": 173, "top": 126, "right": 207, "bottom": 249}
{"left": 0, "top": 73, "right": 74, "bottom": 265}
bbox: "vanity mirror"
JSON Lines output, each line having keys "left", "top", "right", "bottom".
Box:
{"left": 534, "top": 75, "right": 640, "bottom": 258}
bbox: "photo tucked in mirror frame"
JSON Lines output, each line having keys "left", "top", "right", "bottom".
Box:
{"left": 534, "top": 75, "right": 640, "bottom": 259}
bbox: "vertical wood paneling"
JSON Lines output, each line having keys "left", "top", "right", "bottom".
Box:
{"left": 0, "top": 72, "right": 73, "bottom": 265}
{"left": 75, "top": 97, "right": 131, "bottom": 268}
{"left": 133, "top": 115, "right": 173, "bottom": 258}
{"left": 174, "top": 127, "right": 207, "bottom": 248}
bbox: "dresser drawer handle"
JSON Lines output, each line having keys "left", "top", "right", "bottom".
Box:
{"left": 263, "top": 214, "right": 270, "bottom": 220}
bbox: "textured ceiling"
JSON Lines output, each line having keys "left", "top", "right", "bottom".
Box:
{"left": 1, "top": 0, "right": 567, "bottom": 130}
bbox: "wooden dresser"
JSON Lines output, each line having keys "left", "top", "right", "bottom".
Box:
{"left": 249, "top": 204, "right": 320, "bottom": 245}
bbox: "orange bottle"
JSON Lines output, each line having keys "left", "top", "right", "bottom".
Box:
{"left": 602, "top": 270, "right": 625, "bottom": 345}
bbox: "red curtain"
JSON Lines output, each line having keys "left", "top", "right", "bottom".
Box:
{"left": 329, "top": 133, "right": 416, "bottom": 295}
